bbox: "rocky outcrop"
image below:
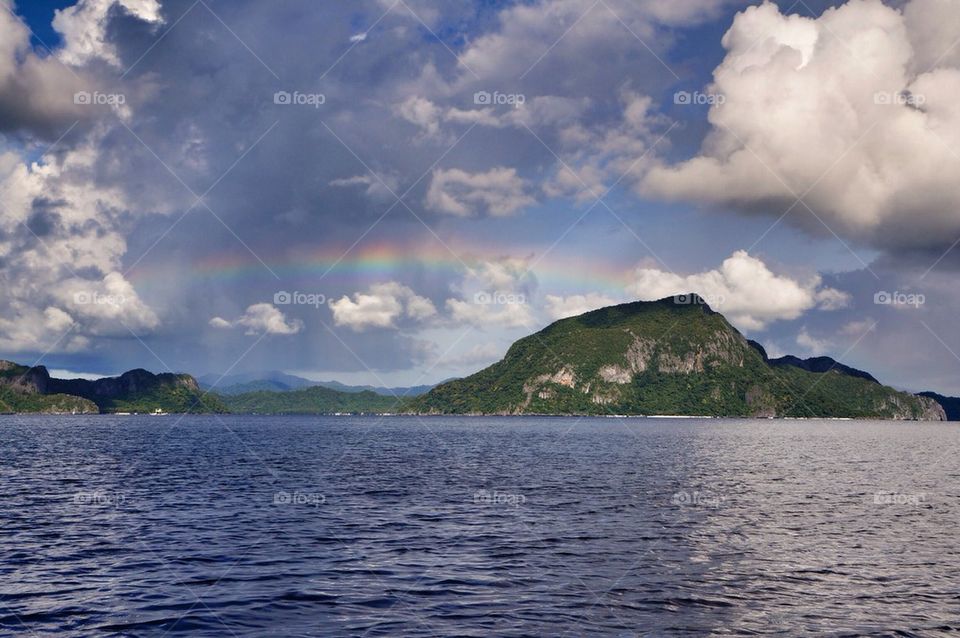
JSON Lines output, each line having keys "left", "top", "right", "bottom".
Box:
{"left": 0, "top": 360, "right": 222, "bottom": 414}
{"left": 918, "top": 391, "right": 960, "bottom": 420}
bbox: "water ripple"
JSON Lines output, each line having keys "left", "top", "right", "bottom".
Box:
{"left": 1, "top": 415, "right": 958, "bottom": 636}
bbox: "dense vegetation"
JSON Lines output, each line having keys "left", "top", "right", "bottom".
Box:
{"left": 0, "top": 297, "right": 950, "bottom": 419}
{"left": 0, "top": 363, "right": 227, "bottom": 414}
{"left": 0, "top": 387, "right": 98, "bottom": 414}
{"left": 220, "top": 385, "right": 401, "bottom": 414}
{"left": 407, "top": 297, "right": 943, "bottom": 419}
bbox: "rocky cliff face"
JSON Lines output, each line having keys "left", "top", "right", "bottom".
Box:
{"left": 0, "top": 362, "right": 98, "bottom": 414}
{"left": 0, "top": 361, "right": 223, "bottom": 414}
{"left": 0, "top": 361, "right": 50, "bottom": 393}
{"left": 408, "top": 296, "right": 946, "bottom": 420}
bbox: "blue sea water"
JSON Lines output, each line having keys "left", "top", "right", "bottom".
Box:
{"left": 1, "top": 415, "right": 958, "bottom": 636}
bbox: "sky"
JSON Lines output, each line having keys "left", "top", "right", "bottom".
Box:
{"left": 2, "top": 0, "right": 960, "bottom": 394}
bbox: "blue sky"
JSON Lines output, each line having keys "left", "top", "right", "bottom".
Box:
{"left": 2, "top": 0, "right": 960, "bottom": 394}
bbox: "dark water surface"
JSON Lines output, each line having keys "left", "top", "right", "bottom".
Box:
{"left": 1, "top": 416, "right": 958, "bottom": 636}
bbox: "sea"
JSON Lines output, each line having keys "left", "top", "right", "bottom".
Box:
{"left": 1, "top": 415, "right": 958, "bottom": 636}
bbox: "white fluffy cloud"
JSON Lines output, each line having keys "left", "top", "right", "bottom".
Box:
{"left": 417, "top": 95, "right": 592, "bottom": 132}
{"left": 210, "top": 303, "right": 303, "bottom": 336}
{"left": 544, "top": 293, "right": 619, "bottom": 320}
{"left": 53, "top": 0, "right": 162, "bottom": 66}
{"left": 329, "top": 173, "right": 399, "bottom": 202}
{"left": 330, "top": 282, "right": 437, "bottom": 331}
{"left": 0, "top": 1, "right": 95, "bottom": 135}
{"left": 626, "top": 250, "right": 849, "bottom": 331}
{"left": 456, "top": 0, "right": 729, "bottom": 85}
{"left": 0, "top": 139, "right": 161, "bottom": 352}
{"left": 396, "top": 95, "right": 444, "bottom": 140}
{"left": 444, "top": 257, "right": 538, "bottom": 328}
{"left": 439, "top": 342, "right": 504, "bottom": 368}
{"left": 446, "top": 297, "right": 536, "bottom": 329}
{"left": 796, "top": 327, "right": 832, "bottom": 356}
{"left": 641, "top": 0, "right": 960, "bottom": 255}
{"left": 425, "top": 167, "right": 535, "bottom": 217}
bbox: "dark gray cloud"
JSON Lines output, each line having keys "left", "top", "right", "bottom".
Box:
{"left": 4, "top": 0, "right": 960, "bottom": 394}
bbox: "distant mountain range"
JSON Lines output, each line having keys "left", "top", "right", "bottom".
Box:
{"left": 197, "top": 371, "right": 437, "bottom": 397}
{"left": 219, "top": 386, "right": 400, "bottom": 415}
{"left": 2, "top": 295, "right": 959, "bottom": 418}
{"left": 406, "top": 296, "right": 950, "bottom": 419}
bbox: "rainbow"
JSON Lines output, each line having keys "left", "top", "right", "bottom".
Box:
{"left": 128, "top": 239, "right": 636, "bottom": 295}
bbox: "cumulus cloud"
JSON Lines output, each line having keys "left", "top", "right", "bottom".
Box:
{"left": 0, "top": 136, "right": 161, "bottom": 352}
{"left": 641, "top": 0, "right": 960, "bottom": 257}
{"left": 455, "top": 0, "right": 728, "bottom": 87}
{"left": 439, "top": 342, "right": 504, "bottom": 368}
{"left": 210, "top": 303, "right": 303, "bottom": 336}
{"left": 440, "top": 96, "right": 592, "bottom": 131}
{"left": 58, "top": 272, "right": 159, "bottom": 334}
{"left": 329, "top": 173, "right": 399, "bottom": 202}
{"left": 425, "top": 167, "right": 535, "bottom": 217}
{"left": 840, "top": 319, "right": 876, "bottom": 336}
{"left": 796, "top": 327, "right": 832, "bottom": 356}
{"left": 53, "top": 0, "right": 163, "bottom": 66}
{"left": 396, "top": 95, "right": 444, "bottom": 140}
{"left": 330, "top": 282, "right": 437, "bottom": 331}
{"left": 0, "top": 1, "right": 96, "bottom": 136}
{"left": 444, "top": 257, "right": 538, "bottom": 328}
{"left": 408, "top": 91, "right": 660, "bottom": 205}
{"left": 446, "top": 297, "right": 536, "bottom": 329}
{"left": 626, "top": 250, "right": 849, "bottom": 331}
{"left": 544, "top": 293, "right": 619, "bottom": 320}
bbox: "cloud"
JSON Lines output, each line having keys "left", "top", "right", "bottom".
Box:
{"left": 396, "top": 95, "right": 444, "bottom": 140}
{"left": 796, "top": 327, "right": 831, "bottom": 356}
{"left": 544, "top": 293, "right": 619, "bottom": 320}
{"left": 626, "top": 250, "right": 849, "bottom": 331}
{"left": 210, "top": 303, "right": 303, "bottom": 336}
{"left": 0, "top": 1, "right": 97, "bottom": 136}
{"left": 445, "top": 297, "right": 536, "bottom": 329}
{"left": 53, "top": 0, "right": 163, "bottom": 66}
{"left": 329, "top": 173, "right": 398, "bottom": 202}
{"left": 425, "top": 167, "right": 535, "bottom": 217}
{"left": 444, "top": 257, "right": 538, "bottom": 328}
{"left": 444, "top": 96, "right": 592, "bottom": 130}
{"left": 59, "top": 271, "right": 160, "bottom": 334}
{"left": 0, "top": 136, "right": 161, "bottom": 352}
{"left": 641, "top": 0, "right": 960, "bottom": 258}
{"left": 455, "top": 0, "right": 729, "bottom": 87}
{"left": 439, "top": 342, "right": 504, "bottom": 368}
{"left": 840, "top": 319, "right": 876, "bottom": 336}
{"left": 330, "top": 282, "right": 437, "bottom": 331}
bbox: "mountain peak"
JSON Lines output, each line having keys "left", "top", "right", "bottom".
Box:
{"left": 409, "top": 297, "right": 943, "bottom": 419}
